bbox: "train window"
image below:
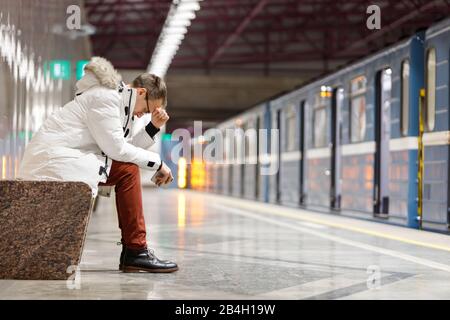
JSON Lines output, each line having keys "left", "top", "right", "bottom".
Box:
{"left": 286, "top": 106, "right": 297, "bottom": 151}
{"left": 401, "top": 59, "right": 409, "bottom": 136}
{"left": 350, "top": 76, "right": 367, "bottom": 142}
{"left": 313, "top": 90, "right": 329, "bottom": 148}
{"left": 224, "top": 133, "right": 232, "bottom": 164}
{"left": 426, "top": 48, "right": 436, "bottom": 131}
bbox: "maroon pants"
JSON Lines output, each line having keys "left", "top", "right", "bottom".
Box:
{"left": 98, "top": 160, "right": 147, "bottom": 249}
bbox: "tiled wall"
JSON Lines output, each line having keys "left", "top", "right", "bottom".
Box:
{"left": 0, "top": 0, "right": 91, "bottom": 179}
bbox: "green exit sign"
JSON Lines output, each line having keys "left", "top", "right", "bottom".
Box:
{"left": 76, "top": 60, "right": 89, "bottom": 80}
{"left": 46, "top": 60, "right": 71, "bottom": 80}
{"left": 18, "top": 130, "right": 33, "bottom": 141}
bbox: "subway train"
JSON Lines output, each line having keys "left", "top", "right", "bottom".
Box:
{"left": 183, "top": 17, "right": 450, "bottom": 232}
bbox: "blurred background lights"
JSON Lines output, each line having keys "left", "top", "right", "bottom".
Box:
{"left": 148, "top": 0, "right": 203, "bottom": 78}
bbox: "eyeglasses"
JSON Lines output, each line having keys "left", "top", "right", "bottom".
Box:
{"left": 145, "top": 92, "right": 151, "bottom": 114}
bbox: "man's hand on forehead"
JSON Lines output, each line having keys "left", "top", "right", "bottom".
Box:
{"left": 151, "top": 108, "right": 170, "bottom": 129}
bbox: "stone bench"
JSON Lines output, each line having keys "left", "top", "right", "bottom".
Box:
{"left": 0, "top": 180, "right": 94, "bottom": 280}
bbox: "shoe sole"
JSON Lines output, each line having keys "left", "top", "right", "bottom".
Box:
{"left": 122, "top": 265, "right": 179, "bottom": 273}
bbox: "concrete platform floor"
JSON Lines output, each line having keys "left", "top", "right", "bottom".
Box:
{"left": 1, "top": 189, "right": 450, "bottom": 300}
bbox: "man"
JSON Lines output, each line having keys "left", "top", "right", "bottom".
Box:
{"left": 18, "top": 56, "right": 178, "bottom": 273}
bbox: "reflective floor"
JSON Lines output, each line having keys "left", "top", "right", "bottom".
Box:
{"left": 1, "top": 189, "right": 450, "bottom": 299}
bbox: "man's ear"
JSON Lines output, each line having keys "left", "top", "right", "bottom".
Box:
{"left": 137, "top": 87, "right": 147, "bottom": 96}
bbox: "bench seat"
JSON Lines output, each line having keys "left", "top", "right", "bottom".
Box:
{"left": 0, "top": 180, "right": 94, "bottom": 280}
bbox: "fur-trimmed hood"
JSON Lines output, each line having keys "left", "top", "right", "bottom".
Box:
{"left": 75, "top": 56, "right": 122, "bottom": 94}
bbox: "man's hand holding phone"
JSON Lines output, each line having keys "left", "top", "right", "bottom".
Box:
{"left": 151, "top": 162, "right": 173, "bottom": 187}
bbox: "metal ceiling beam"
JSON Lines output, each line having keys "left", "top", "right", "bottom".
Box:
{"left": 175, "top": 51, "right": 362, "bottom": 65}
{"left": 335, "top": 0, "right": 447, "bottom": 56}
{"left": 207, "top": 0, "right": 270, "bottom": 66}
{"left": 86, "top": 0, "right": 449, "bottom": 73}
{"left": 86, "top": 0, "right": 302, "bottom": 12}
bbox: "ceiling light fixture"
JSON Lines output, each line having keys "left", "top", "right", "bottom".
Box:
{"left": 148, "top": 0, "right": 202, "bottom": 78}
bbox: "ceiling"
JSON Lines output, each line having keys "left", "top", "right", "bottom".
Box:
{"left": 85, "top": 0, "right": 450, "bottom": 130}
{"left": 86, "top": 0, "right": 450, "bottom": 75}
{"left": 85, "top": 0, "right": 173, "bottom": 69}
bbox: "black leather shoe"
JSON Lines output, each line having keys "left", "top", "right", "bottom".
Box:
{"left": 121, "top": 246, "right": 178, "bottom": 273}
{"left": 118, "top": 240, "right": 125, "bottom": 271}
{"left": 119, "top": 247, "right": 124, "bottom": 271}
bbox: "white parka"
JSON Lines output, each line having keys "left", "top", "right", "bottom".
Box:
{"left": 17, "top": 57, "right": 162, "bottom": 196}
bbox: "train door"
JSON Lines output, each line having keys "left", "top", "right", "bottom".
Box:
{"left": 276, "top": 109, "right": 282, "bottom": 203}
{"left": 330, "top": 88, "right": 343, "bottom": 209}
{"left": 227, "top": 134, "right": 233, "bottom": 195}
{"left": 299, "top": 100, "right": 306, "bottom": 205}
{"left": 240, "top": 123, "right": 246, "bottom": 197}
{"left": 374, "top": 68, "right": 392, "bottom": 216}
{"left": 418, "top": 87, "right": 425, "bottom": 228}
{"left": 255, "top": 116, "right": 260, "bottom": 199}
{"left": 448, "top": 48, "right": 450, "bottom": 228}
{"left": 263, "top": 104, "right": 271, "bottom": 203}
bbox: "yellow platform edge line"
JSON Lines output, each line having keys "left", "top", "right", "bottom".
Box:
{"left": 203, "top": 193, "right": 450, "bottom": 253}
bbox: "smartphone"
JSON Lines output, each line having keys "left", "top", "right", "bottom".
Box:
{"left": 151, "top": 170, "right": 164, "bottom": 186}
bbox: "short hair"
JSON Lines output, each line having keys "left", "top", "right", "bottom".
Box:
{"left": 132, "top": 73, "right": 167, "bottom": 108}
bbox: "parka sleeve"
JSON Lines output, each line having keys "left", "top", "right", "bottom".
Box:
{"left": 84, "top": 90, "right": 161, "bottom": 170}
{"left": 128, "top": 121, "right": 159, "bottom": 150}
